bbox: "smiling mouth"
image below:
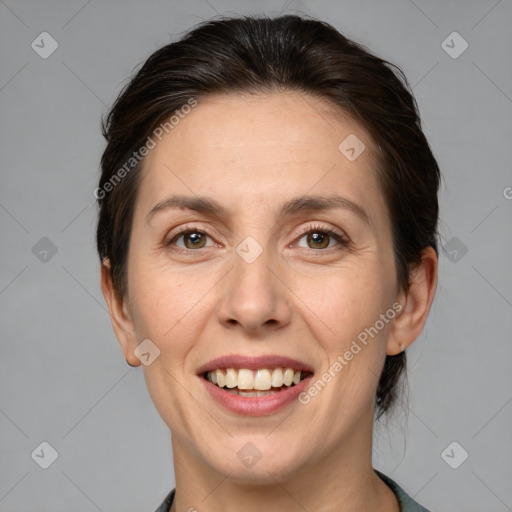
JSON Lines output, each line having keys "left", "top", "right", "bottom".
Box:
{"left": 203, "top": 368, "right": 313, "bottom": 397}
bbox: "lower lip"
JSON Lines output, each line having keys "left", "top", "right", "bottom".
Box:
{"left": 199, "top": 375, "right": 313, "bottom": 416}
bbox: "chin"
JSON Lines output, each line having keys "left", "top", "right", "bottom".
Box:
{"left": 199, "top": 434, "right": 310, "bottom": 483}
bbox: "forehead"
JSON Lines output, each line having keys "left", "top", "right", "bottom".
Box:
{"left": 136, "top": 91, "right": 387, "bottom": 226}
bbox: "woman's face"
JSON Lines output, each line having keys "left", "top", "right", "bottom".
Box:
{"left": 115, "top": 92, "right": 407, "bottom": 480}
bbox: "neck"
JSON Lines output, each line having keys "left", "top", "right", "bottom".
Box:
{"left": 168, "top": 413, "right": 399, "bottom": 512}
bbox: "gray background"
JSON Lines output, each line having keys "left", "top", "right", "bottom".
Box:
{"left": 1, "top": 0, "right": 511, "bottom": 511}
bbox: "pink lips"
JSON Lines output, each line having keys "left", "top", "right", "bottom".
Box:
{"left": 199, "top": 373, "right": 313, "bottom": 416}
{"left": 196, "top": 353, "right": 315, "bottom": 416}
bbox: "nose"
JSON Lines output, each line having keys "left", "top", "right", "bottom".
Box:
{"left": 216, "top": 246, "right": 292, "bottom": 335}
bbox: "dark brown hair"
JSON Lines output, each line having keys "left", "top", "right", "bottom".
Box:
{"left": 96, "top": 14, "right": 440, "bottom": 419}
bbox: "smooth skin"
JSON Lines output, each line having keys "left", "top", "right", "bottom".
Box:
{"left": 101, "top": 91, "right": 437, "bottom": 512}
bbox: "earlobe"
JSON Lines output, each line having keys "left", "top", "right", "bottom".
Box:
{"left": 386, "top": 246, "right": 438, "bottom": 356}
{"left": 100, "top": 259, "right": 141, "bottom": 367}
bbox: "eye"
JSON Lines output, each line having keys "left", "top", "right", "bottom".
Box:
{"left": 164, "top": 225, "right": 217, "bottom": 250}
{"left": 294, "top": 223, "right": 349, "bottom": 251}
{"left": 164, "top": 223, "right": 349, "bottom": 253}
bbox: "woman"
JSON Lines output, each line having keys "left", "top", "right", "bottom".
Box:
{"left": 96, "top": 14, "right": 439, "bottom": 512}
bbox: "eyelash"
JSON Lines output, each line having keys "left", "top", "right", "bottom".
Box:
{"left": 164, "top": 223, "right": 350, "bottom": 253}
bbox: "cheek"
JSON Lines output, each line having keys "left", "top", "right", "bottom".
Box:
{"left": 297, "top": 265, "right": 393, "bottom": 415}
{"left": 127, "top": 257, "right": 220, "bottom": 363}
{"left": 299, "top": 265, "right": 389, "bottom": 344}
{"left": 128, "top": 265, "right": 209, "bottom": 436}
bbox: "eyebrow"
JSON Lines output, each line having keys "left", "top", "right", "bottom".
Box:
{"left": 146, "top": 193, "right": 371, "bottom": 226}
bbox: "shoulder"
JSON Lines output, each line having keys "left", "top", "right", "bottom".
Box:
{"left": 375, "top": 470, "right": 432, "bottom": 512}
{"left": 154, "top": 488, "right": 175, "bottom": 512}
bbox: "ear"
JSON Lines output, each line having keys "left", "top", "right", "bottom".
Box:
{"left": 100, "top": 259, "right": 141, "bottom": 367}
{"left": 387, "top": 246, "right": 438, "bottom": 355}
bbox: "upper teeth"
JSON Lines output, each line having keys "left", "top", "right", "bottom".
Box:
{"left": 206, "top": 368, "right": 303, "bottom": 390}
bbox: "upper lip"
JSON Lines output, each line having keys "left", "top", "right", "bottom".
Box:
{"left": 196, "top": 354, "right": 315, "bottom": 375}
